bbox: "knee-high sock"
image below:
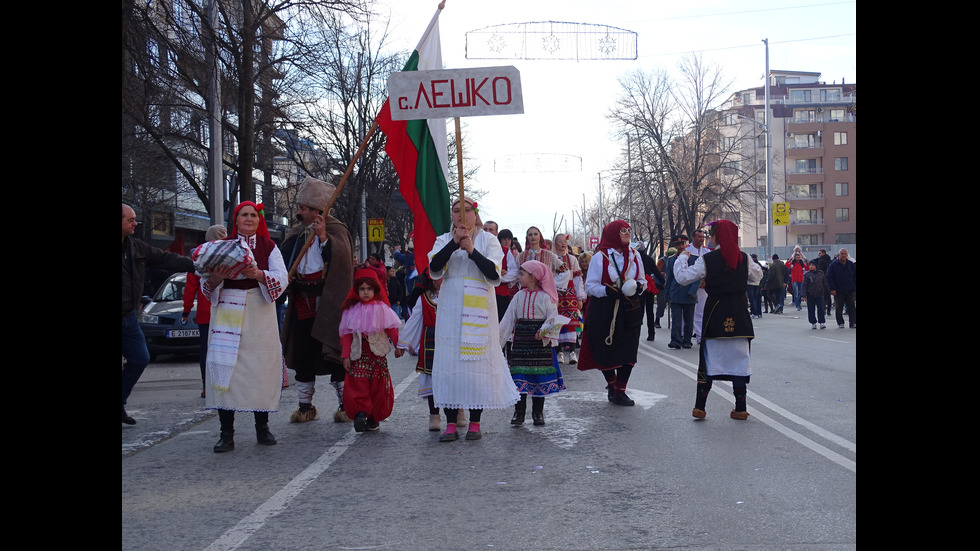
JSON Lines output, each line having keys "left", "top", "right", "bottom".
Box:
{"left": 614, "top": 364, "right": 634, "bottom": 392}
{"left": 330, "top": 380, "right": 344, "bottom": 408}
{"left": 695, "top": 380, "right": 712, "bottom": 410}
{"left": 296, "top": 380, "right": 315, "bottom": 405}
{"left": 732, "top": 380, "right": 747, "bottom": 412}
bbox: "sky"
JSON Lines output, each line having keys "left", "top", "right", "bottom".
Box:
{"left": 374, "top": 0, "right": 856, "bottom": 245}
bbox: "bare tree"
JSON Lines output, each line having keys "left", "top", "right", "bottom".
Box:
{"left": 604, "top": 54, "right": 765, "bottom": 254}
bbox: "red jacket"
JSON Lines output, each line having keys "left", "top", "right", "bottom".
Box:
{"left": 182, "top": 272, "right": 212, "bottom": 325}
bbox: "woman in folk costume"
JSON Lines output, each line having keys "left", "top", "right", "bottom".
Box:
{"left": 517, "top": 226, "right": 564, "bottom": 275}
{"left": 397, "top": 268, "right": 447, "bottom": 432}
{"left": 674, "top": 219, "right": 762, "bottom": 420}
{"left": 339, "top": 268, "right": 402, "bottom": 432}
{"left": 576, "top": 220, "right": 647, "bottom": 407}
{"left": 428, "top": 198, "right": 520, "bottom": 442}
{"left": 199, "top": 201, "right": 288, "bottom": 453}
{"left": 498, "top": 260, "right": 569, "bottom": 426}
{"left": 494, "top": 229, "right": 519, "bottom": 321}
{"left": 551, "top": 233, "right": 585, "bottom": 364}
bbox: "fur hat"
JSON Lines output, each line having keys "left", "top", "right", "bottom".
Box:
{"left": 297, "top": 176, "right": 336, "bottom": 213}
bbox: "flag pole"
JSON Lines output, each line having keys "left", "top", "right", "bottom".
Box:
{"left": 417, "top": 1, "right": 447, "bottom": 51}
{"left": 454, "top": 116, "right": 466, "bottom": 228}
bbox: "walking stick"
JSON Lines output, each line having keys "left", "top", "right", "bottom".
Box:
{"left": 288, "top": 120, "right": 379, "bottom": 280}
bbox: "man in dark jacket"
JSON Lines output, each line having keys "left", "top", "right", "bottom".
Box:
{"left": 122, "top": 204, "right": 195, "bottom": 425}
{"left": 826, "top": 248, "right": 856, "bottom": 328}
{"left": 814, "top": 249, "right": 833, "bottom": 315}
{"left": 766, "top": 254, "right": 787, "bottom": 314}
{"left": 664, "top": 236, "right": 699, "bottom": 349}
{"left": 637, "top": 243, "right": 664, "bottom": 341}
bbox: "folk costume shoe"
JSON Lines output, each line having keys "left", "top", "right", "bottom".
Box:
{"left": 511, "top": 395, "right": 527, "bottom": 425}
{"left": 333, "top": 408, "right": 352, "bottom": 423}
{"left": 256, "top": 424, "right": 277, "bottom": 445}
{"left": 730, "top": 410, "right": 750, "bottom": 420}
{"left": 353, "top": 412, "right": 367, "bottom": 433}
{"left": 532, "top": 396, "right": 546, "bottom": 425}
{"left": 290, "top": 404, "right": 318, "bottom": 423}
{"left": 429, "top": 414, "right": 442, "bottom": 431}
{"left": 692, "top": 408, "right": 707, "bottom": 419}
{"left": 213, "top": 431, "right": 235, "bottom": 453}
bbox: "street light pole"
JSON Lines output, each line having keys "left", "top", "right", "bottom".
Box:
{"left": 763, "top": 38, "right": 773, "bottom": 260}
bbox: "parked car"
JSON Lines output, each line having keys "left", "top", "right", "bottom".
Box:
{"left": 139, "top": 272, "right": 200, "bottom": 361}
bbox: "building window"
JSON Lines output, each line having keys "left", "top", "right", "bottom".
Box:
{"left": 835, "top": 182, "right": 849, "bottom": 196}
{"left": 790, "top": 90, "right": 811, "bottom": 102}
{"left": 834, "top": 132, "right": 847, "bottom": 145}
{"left": 820, "top": 89, "right": 841, "bottom": 102}
{"left": 835, "top": 233, "right": 856, "bottom": 244}
{"left": 829, "top": 109, "right": 845, "bottom": 122}
{"left": 796, "top": 159, "right": 817, "bottom": 174}
{"left": 793, "top": 110, "right": 816, "bottom": 123}
{"left": 797, "top": 234, "right": 820, "bottom": 245}
{"left": 835, "top": 208, "right": 849, "bottom": 222}
{"left": 834, "top": 157, "right": 848, "bottom": 171}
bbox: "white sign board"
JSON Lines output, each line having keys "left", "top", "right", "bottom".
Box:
{"left": 387, "top": 66, "right": 524, "bottom": 121}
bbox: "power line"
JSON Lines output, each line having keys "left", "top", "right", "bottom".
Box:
{"left": 631, "top": 1, "right": 856, "bottom": 23}
{"left": 640, "top": 33, "right": 855, "bottom": 59}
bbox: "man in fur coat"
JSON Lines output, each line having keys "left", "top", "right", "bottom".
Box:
{"left": 280, "top": 177, "right": 355, "bottom": 423}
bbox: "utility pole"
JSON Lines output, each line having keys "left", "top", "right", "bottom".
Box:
{"left": 207, "top": 0, "right": 223, "bottom": 226}
{"left": 763, "top": 38, "right": 773, "bottom": 260}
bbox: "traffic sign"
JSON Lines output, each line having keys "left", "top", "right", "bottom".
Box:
{"left": 772, "top": 202, "right": 790, "bottom": 226}
{"left": 368, "top": 218, "right": 385, "bottom": 242}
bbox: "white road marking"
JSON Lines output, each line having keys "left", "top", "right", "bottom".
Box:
{"left": 639, "top": 344, "right": 855, "bottom": 472}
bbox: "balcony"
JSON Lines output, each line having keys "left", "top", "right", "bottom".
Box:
{"left": 789, "top": 217, "right": 826, "bottom": 233}
{"left": 787, "top": 191, "right": 825, "bottom": 209}
{"left": 786, "top": 168, "right": 824, "bottom": 184}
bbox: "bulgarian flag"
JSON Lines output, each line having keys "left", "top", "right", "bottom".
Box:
{"left": 377, "top": 3, "right": 451, "bottom": 273}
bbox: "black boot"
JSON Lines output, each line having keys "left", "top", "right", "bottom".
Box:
{"left": 531, "top": 396, "right": 545, "bottom": 425}
{"left": 606, "top": 383, "right": 615, "bottom": 402}
{"left": 256, "top": 423, "right": 277, "bottom": 445}
{"left": 511, "top": 395, "right": 527, "bottom": 425}
{"left": 213, "top": 431, "right": 235, "bottom": 453}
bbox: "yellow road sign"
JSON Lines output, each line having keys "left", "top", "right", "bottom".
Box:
{"left": 772, "top": 202, "right": 789, "bottom": 226}
{"left": 368, "top": 218, "right": 385, "bottom": 242}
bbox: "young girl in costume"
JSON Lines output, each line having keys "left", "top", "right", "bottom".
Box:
{"left": 339, "top": 268, "right": 402, "bottom": 432}
{"left": 498, "top": 260, "right": 569, "bottom": 426}
{"left": 397, "top": 269, "right": 452, "bottom": 432}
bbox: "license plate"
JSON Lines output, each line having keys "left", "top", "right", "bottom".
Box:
{"left": 167, "top": 329, "right": 199, "bottom": 338}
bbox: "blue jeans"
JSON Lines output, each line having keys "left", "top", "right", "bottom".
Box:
{"left": 792, "top": 281, "right": 803, "bottom": 309}
{"left": 746, "top": 285, "right": 762, "bottom": 317}
{"left": 122, "top": 311, "right": 150, "bottom": 406}
{"left": 806, "top": 296, "right": 826, "bottom": 325}
{"left": 669, "top": 303, "right": 695, "bottom": 346}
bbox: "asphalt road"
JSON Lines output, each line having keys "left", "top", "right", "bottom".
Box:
{"left": 122, "top": 305, "right": 856, "bottom": 551}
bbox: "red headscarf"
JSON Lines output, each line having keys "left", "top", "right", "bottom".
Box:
{"left": 230, "top": 201, "right": 271, "bottom": 238}
{"left": 341, "top": 268, "right": 391, "bottom": 309}
{"left": 706, "top": 219, "right": 741, "bottom": 271}
{"left": 597, "top": 220, "right": 631, "bottom": 256}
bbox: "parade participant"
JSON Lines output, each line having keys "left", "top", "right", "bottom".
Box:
{"left": 494, "top": 229, "right": 519, "bottom": 321}
{"left": 498, "top": 260, "right": 569, "bottom": 426}
{"left": 517, "top": 226, "right": 563, "bottom": 275}
{"left": 199, "top": 201, "right": 288, "bottom": 452}
{"left": 674, "top": 219, "right": 762, "bottom": 420}
{"left": 576, "top": 220, "right": 646, "bottom": 406}
{"left": 280, "top": 177, "right": 355, "bottom": 424}
{"left": 686, "top": 229, "right": 712, "bottom": 343}
{"left": 122, "top": 204, "right": 195, "bottom": 425}
{"left": 339, "top": 268, "right": 402, "bottom": 432}
{"left": 398, "top": 269, "right": 443, "bottom": 431}
{"left": 428, "top": 198, "right": 520, "bottom": 441}
{"left": 551, "top": 233, "right": 585, "bottom": 364}
{"left": 182, "top": 224, "right": 227, "bottom": 398}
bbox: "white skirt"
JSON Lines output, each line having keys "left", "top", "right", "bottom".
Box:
{"left": 703, "top": 338, "right": 752, "bottom": 378}
{"left": 205, "top": 287, "right": 283, "bottom": 412}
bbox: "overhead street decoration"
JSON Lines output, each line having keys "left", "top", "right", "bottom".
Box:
{"left": 387, "top": 66, "right": 524, "bottom": 121}
{"left": 466, "top": 21, "right": 638, "bottom": 61}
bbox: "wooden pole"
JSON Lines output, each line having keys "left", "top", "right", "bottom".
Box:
{"left": 288, "top": 119, "right": 379, "bottom": 279}
{"left": 454, "top": 116, "right": 467, "bottom": 229}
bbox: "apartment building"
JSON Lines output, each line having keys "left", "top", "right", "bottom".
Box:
{"left": 721, "top": 70, "right": 856, "bottom": 252}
